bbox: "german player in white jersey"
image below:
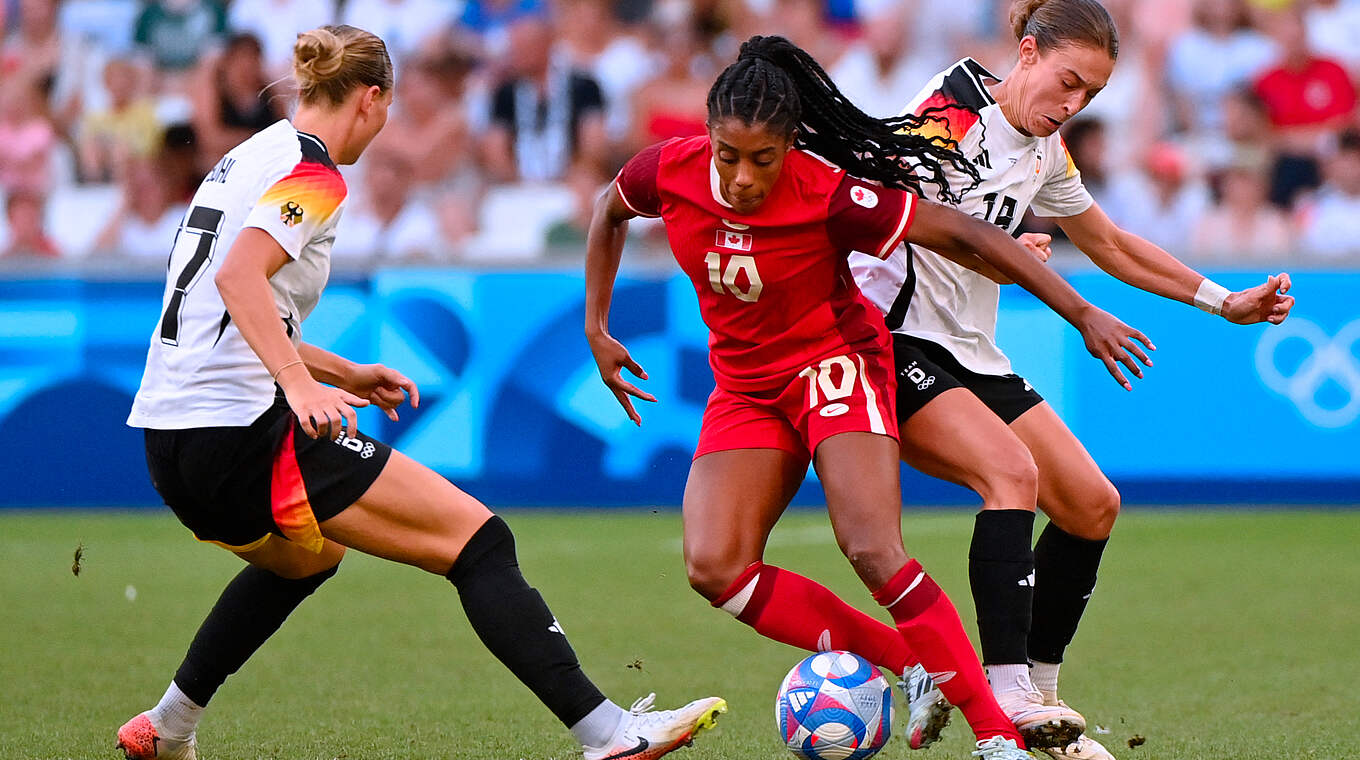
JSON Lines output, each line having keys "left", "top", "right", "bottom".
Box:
{"left": 117, "top": 24, "right": 724, "bottom": 760}
{"left": 850, "top": 2, "right": 1294, "bottom": 758}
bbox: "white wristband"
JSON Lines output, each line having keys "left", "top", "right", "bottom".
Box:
{"left": 1193, "top": 278, "right": 1230, "bottom": 316}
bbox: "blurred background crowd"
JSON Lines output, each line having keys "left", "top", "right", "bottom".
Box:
{"left": 2, "top": 0, "right": 1360, "bottom": 265}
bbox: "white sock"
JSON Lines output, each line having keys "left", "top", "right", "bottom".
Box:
{"left": 1031, "top": 661, "right": 1061, "bottom": 698}
{"left": 571, "top": 699, "right": 626, "bottom": 749}
{"left": 985, "top": 663, "right": 1036, "bottom": 697}
{"left": 151, "top": 682, "right": 204, "bottom": 741}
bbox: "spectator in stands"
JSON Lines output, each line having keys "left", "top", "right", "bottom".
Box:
{"left": 76, "top": 57, "right": 163, "bottom": 183}
{"left": 1063, "top": 118, "right": 1112, "bottom": 207}
{"left": 330, "top": 149, "right": 447, "bottom": 262}
{"left": 1, "top": 191, "right": 59, "bottom": 258}
{"left": 341, "top": 0, "right": 458, "bottom": 67}
{"left": 483, "top": 16, "right": 607, "bottom": 183}
{"left": 92, "top": 156, "right": 187, "bottom": 258}
{"left": 1299, "top": 129, "right": 1360, "bottom": 257}
{"left": 1304, "top": 0, "right": 1360, "bottom": 75}
{"left": 1190, "top": 152, "right": 1293, "bottom": 260}
{"left": 1166, "top": 0, "right": 1277, "bottom": 135}
{"left": 372, "top": 51, "right": 476, "bottom": 188}
{"left": 556, "top": 0, "right": 653, "bottom": 144}
{"left": 158, "top": 123, "right": 204, "bottom": 200}
{"left": 544, "top": 162, "right": 605, "bottom": 250}
{"left": 627, "top": 16, "right": 713, "bottom": 152}
{"left": 227, "top": 0, "right": 334, "bottom": 76}
{"left": 458, "top": 0, "right": 545, "bottom": 59}
{"left": 1103, "top": 142, "right": 1210, "bottom": 253}
{"left": 1253, "top": 6, "right": 1356, "bottom": 207}
{"left": 827, "top": 1, "right": 933, "bottom": 119}
{"left": 191, "top": 33, "right": 287, "bottom": 164}
{"left": 134, "top": 0, "right": 228, "bottom": 75}
{"left": 1, "top": 0, "right": 61, "bottom": 92}
{"left": 0, "top": 76, "right": 56, "bottom": 195}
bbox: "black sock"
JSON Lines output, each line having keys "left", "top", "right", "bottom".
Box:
{"left": 174, "top": 562, "right": 338, "bottom": 705}
{"left": 1028, "top": 522, "right": 1108, "bottom": 664}
{"left": 969, "top": 509, "right": 1036, "bottom": 666}
{"left": 446, "top": 515, "right": 606, "bottom": 728}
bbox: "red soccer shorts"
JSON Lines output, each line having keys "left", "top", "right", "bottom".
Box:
{"left": 694, "top": 349, "right": 899, "bottom": 461}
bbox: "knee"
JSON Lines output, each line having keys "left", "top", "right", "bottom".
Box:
{"left": 974, "top": 445, "right": 1039, "bottom": 508}
{"left": 685, "top": 551, "right": 745, "bottom": 602}
{"left": 1053, "top": 479, "right": 1120, "bottom": 540}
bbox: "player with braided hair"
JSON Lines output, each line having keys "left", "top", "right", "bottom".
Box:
{"left": 848, "top": 2, "right": 1295, "bottom": 758}
{"left": 587, "top": 34, "right": 1152, "bottom": 760}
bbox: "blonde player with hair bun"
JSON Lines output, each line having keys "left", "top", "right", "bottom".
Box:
{"left": 852, "top": 1, "right": 1295, "bottom": 758}
{"left": 117, "top": 25, "right": 723, "bottom": 760}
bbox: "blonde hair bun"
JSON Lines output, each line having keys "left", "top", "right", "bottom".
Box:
{"left": 291, "top": 25, "right": 392, "bottom": 106}
{"left": 294, "top": 27, "right": 346, "bottom": 88}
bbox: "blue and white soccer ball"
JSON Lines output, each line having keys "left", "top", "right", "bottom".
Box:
{"left": 775, "top": 651, "right": 894, "bottom": 760}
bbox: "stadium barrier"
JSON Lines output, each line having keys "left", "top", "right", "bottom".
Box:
{"left": 1, "top": 269, "right": 1356, "bottom": 508}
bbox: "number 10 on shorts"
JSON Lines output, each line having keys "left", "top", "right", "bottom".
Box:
{"left": 798, "top": 355, "right": 859, "bottom": 417}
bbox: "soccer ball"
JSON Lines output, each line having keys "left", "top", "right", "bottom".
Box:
{"left": 775, "top": 651, "right": 894, "bottom": 760}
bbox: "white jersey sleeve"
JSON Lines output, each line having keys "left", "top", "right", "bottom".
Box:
{"left": 128, "top": 120, "right": 348, "bottom": 430}
{"left": 1029, "top": 139, "right": 1094, "bottom": 218}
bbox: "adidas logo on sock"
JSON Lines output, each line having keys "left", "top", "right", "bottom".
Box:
{"left": 1017, "top": 572, "right": 1035, "bottom": 587}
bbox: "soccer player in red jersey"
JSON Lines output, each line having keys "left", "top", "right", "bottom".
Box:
{"left": 585, "top": 35, "right": 1153, "bottom": 760}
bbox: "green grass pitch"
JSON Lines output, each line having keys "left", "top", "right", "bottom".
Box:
{"left": 2, "top": 507, "right": 1357, "bottom": 759}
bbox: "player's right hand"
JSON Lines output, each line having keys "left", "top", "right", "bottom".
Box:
{"left": 587, "top": 332, "right": 657, "bottom": 426}
{"left": 1075, "top": 306, "right": 1156, "bottom": 391}
{"left": 281, "top": 375, "right": 370, "bottom": 439}
{"left": 1018, "top": 232, "right": 1053, "bottom": 263}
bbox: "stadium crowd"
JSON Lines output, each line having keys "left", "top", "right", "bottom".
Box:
{"left": 1, "top": 0, "right": 1359, "bottom": 262}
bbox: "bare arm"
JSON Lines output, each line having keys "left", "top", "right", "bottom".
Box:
{"left": 214, "top": 228, "right": 368, "bottom": 437}
{"left": 1056, "top": 201, "right": 1295, "bottom": 325}
{"left": 584, "top": 184, "right": 656, "bottom": 424}
{"left": 907, "top": 199, "right": 1155, "bottom": 389}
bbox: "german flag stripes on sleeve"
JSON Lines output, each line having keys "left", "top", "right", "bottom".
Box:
{"left": 243, "top": 157, "right": 347, "bottom": 260}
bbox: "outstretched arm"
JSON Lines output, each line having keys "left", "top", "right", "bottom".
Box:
{"left": 584, "top": 185, "right": 657, "bottom": 424}
{"left": 1056, "top": 201, "right": 1294, "bottom": 325}
{"left": 907, "top": 199, "right": 1155, "bottom": 390}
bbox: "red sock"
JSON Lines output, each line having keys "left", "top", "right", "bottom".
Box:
{"left": 873, "top": 560, "right": 1022, "bottom": 745}
{"left": 712, "top": 562, "right": 915, "bottom": 674}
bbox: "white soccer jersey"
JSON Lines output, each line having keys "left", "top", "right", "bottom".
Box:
{"left": 128, "top": 120, "right": 348, "bottom": 429}
{"left": 850, "top": 58, "right": 1094, "bottom": 376}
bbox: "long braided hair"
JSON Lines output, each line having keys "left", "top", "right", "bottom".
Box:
{"left": 707, "top": 35, "right": 979, "bottom": 204}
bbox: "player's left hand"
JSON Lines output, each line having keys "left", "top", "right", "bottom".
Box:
{"left": 1221, "top": 272, "right": 1294, "bottom": 325}
{"left": 347, "top": 363, "right": 420, "bottom": 421}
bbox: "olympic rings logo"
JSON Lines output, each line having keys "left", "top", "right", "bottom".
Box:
{"left": 1254, "top": 318, "right": 1360, "bottom": 429}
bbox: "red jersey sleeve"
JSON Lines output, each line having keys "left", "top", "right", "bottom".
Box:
{"left": 827, "top": 176, "right": 918, "bottom": 259}
{"left": 614, "top": 141, "right": 667, "bottom": 218}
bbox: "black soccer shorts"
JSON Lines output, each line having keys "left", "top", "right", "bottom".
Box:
{"left": 144, "top": 396, "right": 392, "bottom": 552}
{"left": 893, "top": 333, "right": 1045, "bottom": 425}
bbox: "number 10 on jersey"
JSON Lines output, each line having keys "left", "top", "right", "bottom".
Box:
{"left": 704, "top": 251, "right": 763, "bottom": 303}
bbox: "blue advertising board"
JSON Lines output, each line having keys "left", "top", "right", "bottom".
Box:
{"left": 0, "top": 270, "right": 1355, "bottom": 507}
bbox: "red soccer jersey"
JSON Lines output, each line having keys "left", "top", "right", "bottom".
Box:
{"left": 1254, "top": 58, "right": 1358, "bottom": 128}
{"left": 615, "top": 136, "right": 918, "bottom": 393}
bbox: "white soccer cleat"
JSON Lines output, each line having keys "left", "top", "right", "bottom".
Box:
{"left": 115, "top": 712, "right": 197, "bottom": 760}
{"left": 899, "top": 663, "right": 954, "bottom": 749}
{"left": 972, "top": 735, "right": 1036, "bottom": 759}
{"left": 994, "top": 682, "right": 1085, "bottom": 749}
{"left": 582, "top": 693, "right": 727, "bottom": 760}
{"left": 1037, "top": 734, "right": 1116, "bottom": 760}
